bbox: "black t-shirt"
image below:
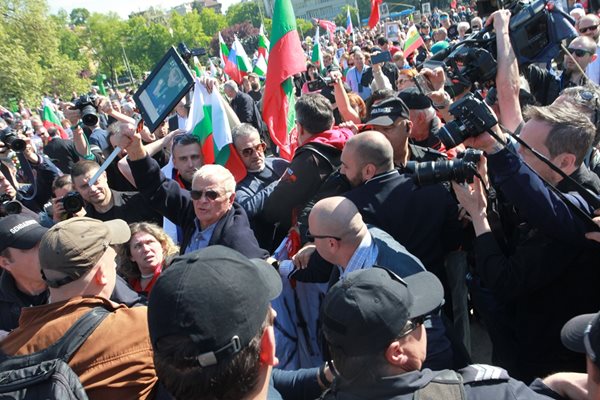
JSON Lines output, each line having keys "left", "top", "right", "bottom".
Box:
{"left": 85, "top": 189, "right": 162, "bottom": 225}
{"left": 43, "top": 138, "right": 80, "bottom": 174}
{"left": 447, "top": 25, "right": 458, "bottom": 40}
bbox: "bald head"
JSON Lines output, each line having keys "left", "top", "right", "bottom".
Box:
{"left": 346, "top": 131, "right": 394, "bottom": 173}
{"left": 579, "top": 14, "right": 600, "bottom": 41}
{"left": 309, "top": 197, "right": 366, "bottom": 245}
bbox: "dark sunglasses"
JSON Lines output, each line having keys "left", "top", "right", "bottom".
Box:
{"left": 569, "top": 48, "right": 594, "bottom": 57}
{"left": 190, "top": 189, "right": 223, "bottom": 201}
{"left": 580, "top": 24, "right": 599, "bottom": 33}
{"left": 241, "top": 142, "right": 266, "bottom": 157}
{"left": 306, "top": 230, "right": 342, "bottom": 241}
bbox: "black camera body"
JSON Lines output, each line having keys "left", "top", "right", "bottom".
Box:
{"left": 0, "top": 127, "right": 26, "bottom": 152}
{"left": 74, "top": 94, "right": 99, "bottom": 127}
{"left": 177, "top": 42, "right": 207, "bottom": 64}
{"left": 61, "top": 191, "right": 85, "bottom": 215}
{"left": 405, "top": 149, "right": 484, "bottom": 186}
{"left": 436, "top": 93, "right": 497, "bottom": 149}
{"left": 0, "top": 193, "right": 22, "bottom": 215}
{"left": 307, "top": 76, "right": 333, "bottom": 92}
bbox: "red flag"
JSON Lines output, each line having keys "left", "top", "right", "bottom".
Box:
{"left": 368, "top": 0, "right": 382, "bottom": 29}
{"left": 264, "top": 0, "right": 307, "bottom": 160}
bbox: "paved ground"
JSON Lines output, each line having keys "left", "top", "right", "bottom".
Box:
{"left": 469, "top": 317, "right": 493, "bottom": 364}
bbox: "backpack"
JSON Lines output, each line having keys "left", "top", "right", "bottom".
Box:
{"left": 0, "top": 307, "right": 110, "bottom": 400}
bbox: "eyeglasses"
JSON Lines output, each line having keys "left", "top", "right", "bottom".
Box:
{"left": 397, "top": 315, "right": 429, "bottom": 337}
{"left": 568, "top": 48, "right": 594, "bottom": 57}
{"left": 190, "top": 189, "right": 223, "bottom": 201}
{"left": 580, "top": 24, "right": 599, "bottom": 33}
{"left": 584, "top": 321, "right": 597, "bottom": 363}
{"left": 241, "top": 142, "right": 266, "bottom": 157}
{"left": 306, "top": 230, "right": 342, "bottom": 241}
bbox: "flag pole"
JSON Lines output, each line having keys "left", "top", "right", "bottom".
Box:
{"left": 354, "top": 0, "right": 361, "bottom": 27}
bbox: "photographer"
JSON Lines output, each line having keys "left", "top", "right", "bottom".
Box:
{"left": 0, "top": 124, "right": 61, "bottom": 216}
{"left": 44, "top": 175, "right": 86, "bottom": 225}
{"left": 451, "top": 102, "right": 600, "bottom": 382}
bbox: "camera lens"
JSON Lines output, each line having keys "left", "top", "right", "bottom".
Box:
{"left": 436, "top": 123, "right": 466, "bottom": 149}
{"left": 80, "top": 105, "right": 99, "bottom": 127}
{"left": 62, "top": 192, "right": 84, "bottom": 214}
{"left": 10, "top": 139, "right": 26, "bottom": 152}
{"left": 411, "top": 159, "right": 474, "bottom": 186}
{"left": 1, "top": 200, "right": 22, "bottom": 215}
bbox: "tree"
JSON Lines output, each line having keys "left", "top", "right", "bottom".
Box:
{"left": 226, "top": 2, "right": 263, "bottom": 28}
{"left": 169, "top": 10, "right": 210, "bottom": 50}
{"left": 70, "top": 7, "right": 90, "bottom": 25}
{"left": 209, "top": 22, "right": 258, "bottom": 57}
{"left": 296, "top": 18, "right": 313, "bottom": 38}
{"left": 334, "top": 6, "right": 359, "bottom": 28}
{"left": 82, "top": 12, "right": 126, "bottom": 86}
{"left": 198, "top": 8, "right": 227, "bottom": 37}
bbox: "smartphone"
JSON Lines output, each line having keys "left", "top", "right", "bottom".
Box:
{"left": 413, "top": 74, "right": 434, "bottom": 96}
{"left": 168, "top": 116, "right": 178, "bottom": 132}
{"left": 371, "top": 51, "right": 392, "bottom": 65}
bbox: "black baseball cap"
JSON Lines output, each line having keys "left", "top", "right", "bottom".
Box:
{"left": 0, "top": 215, "right": 47, "bottom": 253}
{"left": 398, "top": 87, "right": 434, "bottom": 110}
{"left": 561, "top": 312, "right": 600, "bottom": 368}
{"left": 365, "top": 97, "right": 410, "bottom": 126}
{"left": 147, "top": 246, "right": 282, "bottom": 367}
{"left": 322, "top": 267, "right": 443, "bottom": 356}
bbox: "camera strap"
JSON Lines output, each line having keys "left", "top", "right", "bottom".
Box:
{"left": 15, "top": 151, "right": 37, "bottom": 202}
{"left": 486, "top": 128, "right": 600, "bottom": 232}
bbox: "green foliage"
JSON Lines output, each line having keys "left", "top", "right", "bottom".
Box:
{"left": 82, "top": 12, "right": 127, "bottom": 84}
{"left": 199, "top": 8, "right": 227, "bottom": 37}
{"left": 70, "top": 7, "right": 90, "bottom": 25}
{"left": 334, "top": 6, "right": 359, "bottom": 28}
{"left": 356, "top": 0, "right": 370, "bottom": 26}
{"left": 226, "top": 2, "right": 262, "bottom": 28}
{"left": 296, "top": 18, "right": 313, "bottom": 37}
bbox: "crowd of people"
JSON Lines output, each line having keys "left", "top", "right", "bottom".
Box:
{"left": 2, "top": 1, "right": 600, "bottom": 399}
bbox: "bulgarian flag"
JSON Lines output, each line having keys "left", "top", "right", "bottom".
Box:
{"left": 208, "top": 58, "right": 218, "bottom": 77}
{"left": 232, "top": 36, "right": 252, "bottom": 77}
{"left": 404, "top": 25, "right": 425, "bottom": 57}
{"left": 254, "top": 54, "right": 268, "bottom": 77}
{"left": 263, "top": 0, "right": 307, "bottom": 161}
{"left": 185, "top": 79, "right": 246, "bottom": 182}
{"left": 311, "top": 27, "right": 325, "bottom": 75}
{"left": 192, "top": 56, "right": 203, "bottom": 77}
{"left": 42, "top": 99, "right": 68, "bottom": 139}
{"left": 367, "top": 0, "right": 382, "bottom": 29}
{"left": 218, "top": 32, "right": 229, "bottom": 67}
{"left": 346, "top": 8, "right": 353, "bottom": 35}
{"left": 258, "top": 24, "right": 270, "bottom": 61}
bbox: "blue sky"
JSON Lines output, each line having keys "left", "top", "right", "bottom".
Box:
{"left": 48, "top": 0, "right": 236, "bottom": 18}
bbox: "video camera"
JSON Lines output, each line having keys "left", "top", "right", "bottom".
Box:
{"left": 74, "top": 94, "right": 99, "bottom": 127}
{"left": 177, "top": 42, "right": 206, "bottom": 64}
{"left": 428, "top": 0, "right": 576, "bottom": 89}
{"left": 405, "top": 149, "right": 484, "bottom": 186}
{"left": 0, "top": 127, "right": 26, "bottom": 152}
{"left": 307, "top": 76, "right": 334, "bottom": 92}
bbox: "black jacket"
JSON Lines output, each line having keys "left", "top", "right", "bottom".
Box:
{"left": 128, "top": 154, "right": 268, "bottom": 258}
{"left": 345, "top": 170, "right": 462, "bottom": 277}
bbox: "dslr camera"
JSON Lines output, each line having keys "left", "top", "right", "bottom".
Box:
{"left": 405, "top": 149, "right": 484, "bottom": 186}
{"left": 74, "top": 94, "right": 99, "bottom": 127}
{"left": 0, "top": 127, "right": 26, "bottom": 152}
{"left": 0, "top": 193, "right": 22, "bottom": 215}
{"left": 61, "top": 191, "right": 85, "bottom": 215}
{"left": 436, "top": 93, "right": 497, "bottom": 149}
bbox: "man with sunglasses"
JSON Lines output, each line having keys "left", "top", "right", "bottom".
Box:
{"left": 525, "top": 35, "right": 597, "bottom": 105}
{"left": 319, "top": 267, "right": 565, "bottom": 400}
{"left": 233, "top": 124, "right": 289, "bottom": 251}
{"left": 289, "top": 196, "right": 457, "bottom": 371}
{"left": 114, "top": 122, "right": 268, "bottom": 258}
{"left": 580, "top": 14, "right": 600, "bottom": 85}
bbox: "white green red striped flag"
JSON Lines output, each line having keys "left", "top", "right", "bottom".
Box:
{"left": 311, "top": 27, "right": 325, "bottom": 75}
{"left": 258, "top": 24, "right": 270, "bottom": 61}
{"left": 254, "top": 54, "right": 268, "bottom": 77}
{"left": 218, "top": 32, "right": 229, "bottom": 67}
{"left": 404, "top": 25, "right": 425, "bottom": 57}
{"left": 42, "top": 99, "right": 68, "bottom": 139}
{"left": 185, "top": 79, "right": 246, "bottom": 182}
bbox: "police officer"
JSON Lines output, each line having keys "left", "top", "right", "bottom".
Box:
{"left": 319, "top": 268, "right": 561, "bottom": 399}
